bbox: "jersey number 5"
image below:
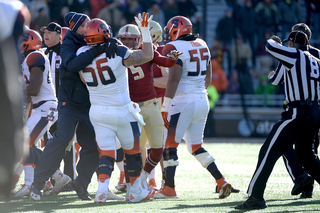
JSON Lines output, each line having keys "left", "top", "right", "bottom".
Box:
{"left": 83, "top": 58, "right": 116, "bottom": 87}
{"left": 187, "top": 48, "right": 209, "bottom": 76}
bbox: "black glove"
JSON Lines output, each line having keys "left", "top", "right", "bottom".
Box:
{"left": 91, "top": 44, "right": 106, "bottom": 57}
{"left": 105, "top": 38, "right": 119, "bottom": 59}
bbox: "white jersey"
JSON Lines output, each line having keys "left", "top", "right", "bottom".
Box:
{"left": 21, "top": 50, "right": 57, "bottom": 104}
{"left": 77, "top": 45, "right": 131, "bottom": 106}
{"left": 166, "top": 38, "right": 210, "bottom": 96}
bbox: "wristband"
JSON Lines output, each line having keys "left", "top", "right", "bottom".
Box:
{"left": 161, "top": 97, "right": 172, "bottom": 112}
{"left": 141, "top": 27, "right": 152, "bottom": 43}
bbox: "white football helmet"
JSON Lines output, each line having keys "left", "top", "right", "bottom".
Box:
{"left": 117, "top": 24, "right": 141, "bottom": 50}
{"left": 149, "top": 20, "right": 162, "bottom": 44}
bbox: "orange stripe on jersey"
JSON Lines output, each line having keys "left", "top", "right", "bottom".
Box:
{"left": 191, "top": 144, "right": 203, "bottom": 153}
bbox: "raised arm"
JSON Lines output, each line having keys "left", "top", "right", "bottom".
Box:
{"left": 123, "top": 12, "right": 154, "bottom": 67}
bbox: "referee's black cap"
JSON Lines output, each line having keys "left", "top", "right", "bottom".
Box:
{"left": 40, "top": 22, "right": 62, "bottom": 34}
{"left": 283, "top": 30, "right": 309, "bottom": 46}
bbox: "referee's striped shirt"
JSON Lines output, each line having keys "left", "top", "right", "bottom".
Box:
{"left": 266, "top": 39, "right": 320, "bottom": 103}
{"left": 270, "top": 45, "right": 320, "bottom": 85}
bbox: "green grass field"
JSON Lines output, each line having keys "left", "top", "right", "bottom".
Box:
{"left": 2, "top": 142, "right": 319, "bottom": 213}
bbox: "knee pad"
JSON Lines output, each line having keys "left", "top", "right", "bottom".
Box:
{"left": 193, "top": 147, "right": 215, "bottom": 168}
{"left": 163, "top": 148, "right": 179, "bottom": 168}
{"left": 98, "top": 156, "right": 115, "bottom": 176}
{"left": 116, "top": 148, "right": 124, "bottom": 162}
{"left": 125, "top": 153, "right": 142, "bottom": 176}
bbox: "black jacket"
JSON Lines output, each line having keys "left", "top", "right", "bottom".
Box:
{"left": 58, "top": 30, "right": 96, "bottom": 112}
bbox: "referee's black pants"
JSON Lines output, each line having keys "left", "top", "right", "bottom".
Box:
{"left": 247, "top": 102, "right": 320, "bottom": 199}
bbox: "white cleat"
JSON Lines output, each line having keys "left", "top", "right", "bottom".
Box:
{"left": 30, "top": 187, "right": 41, "bottom": 201}
{"left": 129, "top": 187, "right": 155, "bottom": 203}
{"left": 43, "top": 180, "right": 53, "bottom": 196}
{"left": 50, "top": 171, "right": 72, "bottom": 195}
{"left": 94, "top": 190, "right": 108, "bottom": 203}
{"left": 11, "top": 184, "right": 31, "bottom": 198}
{"left": 107, "top": 189, "right": 125, "bottom": 200}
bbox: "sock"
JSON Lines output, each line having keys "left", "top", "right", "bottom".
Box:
{"left": 24, "top": 164, "right": 34, "bottom": 186}
{"left": 207, "top": 162, "right": 223, "bottom": 180}
{"left": 164, "top": 166, "right": 176, "bottom": 188}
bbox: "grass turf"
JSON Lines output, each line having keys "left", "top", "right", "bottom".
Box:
{"left": 2, "top": 142, "right": 319, "bottom": 213}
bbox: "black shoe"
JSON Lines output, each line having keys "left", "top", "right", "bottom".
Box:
{"left": 215, "top": 185, "right": 240, "bottom": 193}
{"left": 300, "top": 190, "right": 312, "bottom": 198}
{"left": 291, "top": 173, "right": 312, "bottom": 195}
{"left": 60, "top": 183, "right": 74, "bottom": 192}
{"left": 71, "top": 179, "right": 91, "bottom": 200}
{"left": 235, "top": 196, "right": 267, "bottom": 210}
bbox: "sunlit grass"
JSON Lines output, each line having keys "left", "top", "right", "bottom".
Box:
{"left": 3, "top": 142, "right": 319, "bottom": 213}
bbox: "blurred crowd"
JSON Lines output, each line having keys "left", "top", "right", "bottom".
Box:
{"left": 20, "top": 0, "right": 320, "bottom": 98}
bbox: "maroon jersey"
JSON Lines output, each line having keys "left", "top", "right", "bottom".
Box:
{"left": 128, "top": 48, "right": 176, "bottom": 103}
{"left": 153, "top": 45, "right": 166, "bottom": 99}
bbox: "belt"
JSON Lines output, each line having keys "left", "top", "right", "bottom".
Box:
{"left": 32, "top": 100, "right": 55, "bottom": 109}
{"left": 138, "top": 98, "right": 157, "bottom": 107}
{"left": 288, "top": 99, "right": 317, "bottom": 107}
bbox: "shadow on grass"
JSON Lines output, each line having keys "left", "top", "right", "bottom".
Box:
{"left": 0, "top": 193, "right": 127, "bottom": 213}
{"left": 160, "top": 198, "right": 320, "bottom": 212}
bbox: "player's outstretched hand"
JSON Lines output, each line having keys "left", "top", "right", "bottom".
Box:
{"left": 134, "top": 12, "right": 153, "bottom": 29}
{"left": 167, "top": 50, "right": 183, "bottom": 60}
{"left": 105, "top": 38, "right": 119, "bottom": 59}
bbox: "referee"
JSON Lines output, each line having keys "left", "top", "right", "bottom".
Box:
{"left": 235, "top": 31, "right": 320, "bottom": 210}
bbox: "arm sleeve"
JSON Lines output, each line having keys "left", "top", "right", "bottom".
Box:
{"left": 265, "top": 39, "right": 297, "bottom": 69}
{"left": 270, "top": 63, "right": 284, "bottom": 85}
{"left": 152, "top": 50, "right": 176, "bottom": 67}
{"left": 60, "top": 40, "right": 96, "bottom": 73}
{"left": 26, "top": 52, "right": 45, "bottom": 71}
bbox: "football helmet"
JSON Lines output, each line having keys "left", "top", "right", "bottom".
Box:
{"left": 19, "top": 28, "right": 42, "bottom": 54}
{"left": 117, "top": 24, "right": 141, "bottom": 50}
{"left": 83, "top": 18, "right": 111, "bottom": 45}
{"left": 149, "top": 20, "right": 162, "bottom": 44}
{"left": 163, "top": 16, "right": 192, "bottom": 43}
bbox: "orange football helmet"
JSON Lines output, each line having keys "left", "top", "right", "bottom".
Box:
{"left": 61, "top": 27, "right": 68, "bottom": 43}
{"left": 164, "top": 16, "right": 192, "bottom": 43}
{"left": 83, "top": 18, "right": 111, "bottom": 45}
{"left": 19, "top": 28, "right": 42, "bottom": 54}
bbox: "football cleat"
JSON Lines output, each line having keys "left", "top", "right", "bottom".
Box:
{"left": 216, "top": 185, "right": 240, "bottom": 193}
{"left": 129, "top": 187, "right": 155, "bottom": 203}
{"left": 12, "top": 184, "right": 31, "bottom": 198}
{"left": 235, "top": 196, "right": 267, "bottom": 210}
{"left": 216, "top": 177, "right": 232, "bottom": 199}
{"left": 94, "top": 190, "right": 108, "bottom": 203}
{"left": 30, "top": 184, "right": 42, "bottom": 201}
{"left": 107, "top": 189, "right": 125, "bottom": 200}
{"left": 43, "top": 180, "right": 53, "bottom": 196}
{"left": 153, "top": 185, "right": 178, "bottom": 199}
{"left": 148, "top": 178, "right": 158, "bottom": 191}
{"left": 50, "top": 171, "right": 72, "bottom": 195}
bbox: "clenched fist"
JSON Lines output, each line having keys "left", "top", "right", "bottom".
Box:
{"left": 270, "top": 35, "right": 282, "bottom": 44}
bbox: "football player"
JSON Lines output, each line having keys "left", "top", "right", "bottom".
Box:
{"left": 155, "top": 16, "right": 237, "bottom": 199}
{"left": 78, "top": 14, "right": 155, "bottom": 203}
{"left": 117, "top": 20, "right": 181, "bottom": 192}
{"left": 13, "top": 28, "right": 58, "bottom": 198}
